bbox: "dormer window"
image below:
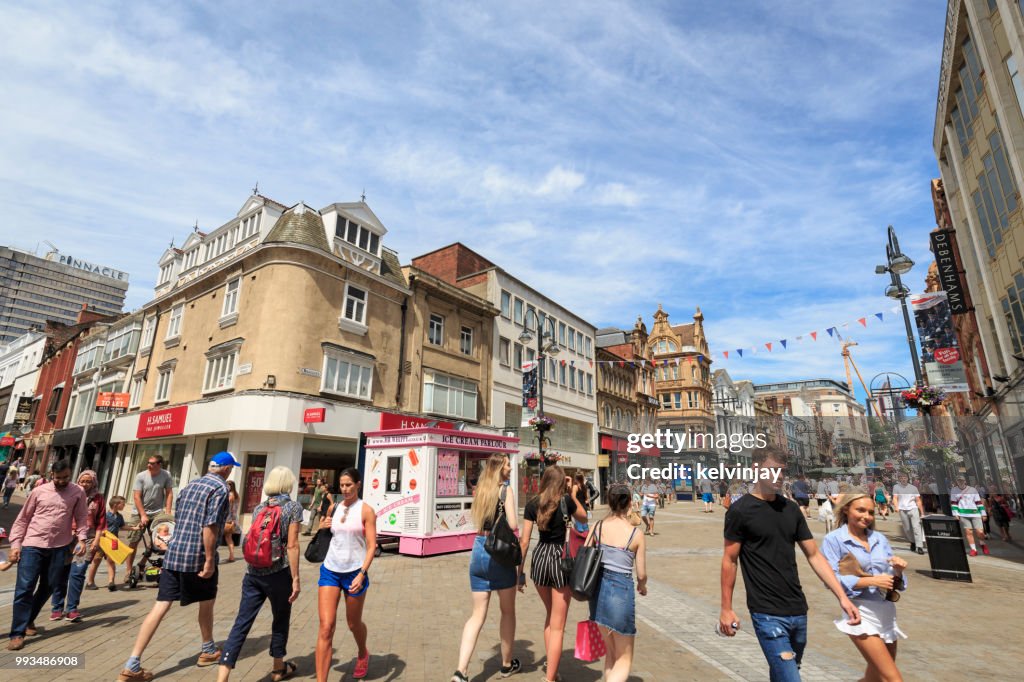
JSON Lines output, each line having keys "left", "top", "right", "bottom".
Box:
{"left": 158, "top": 262, "right": 175, "bottom": 285}
{"left": 240, "top": 212, "right": 261, "bottom": 239}
{"left": 340, "top": 218, "right": 380, "bottom": 256}
{"left": 183, "top": 248, "right": 199, "bottom": 271}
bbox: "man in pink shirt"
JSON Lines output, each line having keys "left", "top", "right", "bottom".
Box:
{"left": 6, "top": 459, "right": 88, "bottom": 651}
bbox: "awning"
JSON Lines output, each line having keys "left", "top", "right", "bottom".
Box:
{"left": 599, "top": 434, "right": 659, "bottom": 457}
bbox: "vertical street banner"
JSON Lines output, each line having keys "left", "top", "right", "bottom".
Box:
{"left": 521, "top": 360, "right": 538, "bottom": 427}
{"left": 929, "top": 230, "right": 969, "bottom": 314}
{"left": 910, "top": 291, "right": 969, "bottom": 392}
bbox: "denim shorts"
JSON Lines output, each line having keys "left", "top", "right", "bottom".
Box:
{"left": 588, "top": 569, "right": 636, "bottom": 636}
{"left": 318, "top": 564, "right": 370, "bottom": 597}
{"left": 641, "top": 502, "right": 656, "bottom": 517}
{"left": 469, "top": 535, "right": 517, "bottom": 592}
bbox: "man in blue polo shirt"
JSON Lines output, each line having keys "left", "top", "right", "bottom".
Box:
{"left": 118, "top": 451, "right": 239, "bottom": 682}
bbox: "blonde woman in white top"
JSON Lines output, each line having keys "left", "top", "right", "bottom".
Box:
{"left": 317, "top": 468, "right": 377, "bottom": 681}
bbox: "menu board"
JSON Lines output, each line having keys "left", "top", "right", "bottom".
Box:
{"left": 437, "top": 449, "right": 460, "bottom": 497}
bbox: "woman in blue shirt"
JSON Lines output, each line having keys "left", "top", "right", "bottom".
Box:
{"left": 822, "top": 491, "right": 908, "bottom": 682}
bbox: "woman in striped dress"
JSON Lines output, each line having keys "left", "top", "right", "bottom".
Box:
{"left": 519, "top": 466, "right": 588, "bottom": 682}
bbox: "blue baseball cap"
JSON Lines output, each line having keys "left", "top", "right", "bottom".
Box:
{"left": 211, "top": 451, "right": 241, "bottom": 467}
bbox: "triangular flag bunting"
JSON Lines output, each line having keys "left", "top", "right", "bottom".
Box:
{"left": 723, "top": 351, "right": 729, "bottom": 359}
{"left": 811, "top": 332, "right": 818, "bottom": 341}
{"left": 618, "top": 360, "right": 625, "bottom": 367}
{"left": 780, "top": 339, "right": 788, "bottom": 349}
{"left": 698, "top": 355, "right": 704, "bottom": 363}
{"left": 826, "top": 328, "right": 835, "bottom": 337}
{"left": 736, "top": 349, "right": 744, "bottom": 357}
{"left": 857, "top": 317, "right": 867, "bottom": 327}
{"left": 765, "top": 342, "right": 773, "bottom": 352}
{"left": 589, "top": 360, "right": 594, "bottom": 368}
{"left": 875, "top": 312, "right": 884, "bottom": 322}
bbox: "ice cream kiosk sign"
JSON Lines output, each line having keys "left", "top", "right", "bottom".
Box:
{"left": 363, "top": 426, "right": 519, "bottom": 556}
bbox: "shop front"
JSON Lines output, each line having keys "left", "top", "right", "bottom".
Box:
{"left": 51, "top": 420, "right": 117, "bottom": 489}
{"left": 362, "top": 426, "right": 519, "bottom": 556}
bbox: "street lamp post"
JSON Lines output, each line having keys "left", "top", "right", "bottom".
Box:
{"left": 875, "top": 226, "right": 951, "bottom": 514}
{"left": 518, "top": 310, "right": 560, "bottom": 473}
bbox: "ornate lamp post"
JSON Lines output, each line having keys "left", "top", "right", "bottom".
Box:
{"left": 519, "top": 310, "right": 560, "bottom": 471}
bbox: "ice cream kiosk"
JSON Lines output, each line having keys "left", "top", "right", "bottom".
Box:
{"left": 362, "top": 426, "right": 520, "bottom": 556}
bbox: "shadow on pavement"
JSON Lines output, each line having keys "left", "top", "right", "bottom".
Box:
{"left": 471, "top": 638, "right": 537, "bottom": 681}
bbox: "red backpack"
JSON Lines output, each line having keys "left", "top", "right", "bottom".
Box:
{"left": 243, "top": 499, "right": 283, "bottom": 568}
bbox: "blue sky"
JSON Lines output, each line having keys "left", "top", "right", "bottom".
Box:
{"left": 0, "top": 1, "right": 949, "bottom": 395}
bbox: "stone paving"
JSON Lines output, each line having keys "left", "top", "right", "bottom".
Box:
{"left": 1, "top": 491, "right": 1023, "bottom": 681}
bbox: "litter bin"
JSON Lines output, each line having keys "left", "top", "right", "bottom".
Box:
{"left": 921, "top": 514, "right": 971, "bottom": 583}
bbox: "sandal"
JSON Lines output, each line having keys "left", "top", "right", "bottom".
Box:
{"left": 270, "top": 661, "right": 297, "bottom": 682}
{"left": 450, "top": 672, "right": 469, "bottom": 682}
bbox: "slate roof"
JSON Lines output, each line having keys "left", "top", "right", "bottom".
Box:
{"left": 671, "top": 323, "right": 695, "bottom": 346}
{"left": 265, "top": 204, "right": 331, "bottom": 253}
{"left": 379, "top": 248, "right": 407, "bottom": 288}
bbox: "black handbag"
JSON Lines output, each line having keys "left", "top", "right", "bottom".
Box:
{"left": 569, "top": 521, "right": 603, "bottom": 601}
{"left": 484, "top": 487, "right": 522, "bottom": 568}
{"left": 558, "top": 497, "right": 575, "bottom": 575}
{"left": 304, "top": 528, "right": 331, "bottom": 563}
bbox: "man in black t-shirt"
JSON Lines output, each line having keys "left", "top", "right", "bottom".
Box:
{"left": 719, "top": 447, "right": 859, "bottom": 681}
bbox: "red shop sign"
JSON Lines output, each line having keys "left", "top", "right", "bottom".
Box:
{"left": 136, "top": 406, "right": 188, "bottom": 439}
{"left": 378, "top": 411, "right": 454, "bottom": 431}
{"left": 304, "top": 408, "right": 326, "bottom": 423}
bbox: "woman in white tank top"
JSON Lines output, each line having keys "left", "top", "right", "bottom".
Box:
{"left": 316, "top": 468, "right": 377, "bottom": 682}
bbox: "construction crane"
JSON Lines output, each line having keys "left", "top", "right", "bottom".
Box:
{"left": 841, "top": 340, "right": 881, "bottom": 419}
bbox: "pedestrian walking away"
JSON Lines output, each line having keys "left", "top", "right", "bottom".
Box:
{"left": 873, "top": 481, "right": 891, "bottom": 520}
{"left": 791, "top": 474, "right": 811, "bottom": 519}
{"left": 719, "top": 446, "right": 861, "bottom": 682}
{"left": 118, "top": 450, "right": 237, "bottom": 681}
{"left": 951, "top": 477, "right": 989, "bottom": 556}
{"left": 822, "top": 491, "right": 908, "bottom": 682}
{"left": 125, "top": 454, "right": 174, "bottom": 577}
{"left": 217, "top": 466, "right": 303, "bottom": 682}
{"left": 224, "top": 480, "right": 239, "bottom": 562}
{"left": 585, "top": 484, "right": 648, "bottom": 682}
{"left": 451, "top": 454, "right": 522, "bottom": 682}
{"left": 892, "top": 473, "right": 926, "bottom": 555}
{"left": 519, "top": 465, "right": 588, "bottom": 682}
{"left": 700, "top": 479, "right": 715, "bottom": 513}
{"left": 51, "top": 469, "right": 106, "bottom": 623}
{"left": 316, "top": 467, "right": 377, "bottom": 682}
{"left": 6, "top": 459, "right": 88, "bottom": 651}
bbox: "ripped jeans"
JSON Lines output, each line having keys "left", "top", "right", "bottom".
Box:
{"left": 750, "top": 612, "right": 807, "bottom": 682}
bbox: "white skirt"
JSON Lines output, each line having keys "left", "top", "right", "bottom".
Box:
{"left": 834, "top": 598, "right": 907, "bottom": 644}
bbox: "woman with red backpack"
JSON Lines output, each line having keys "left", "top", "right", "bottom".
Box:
{"left": 216, "top": 466, "right": 303, "bottom": 682}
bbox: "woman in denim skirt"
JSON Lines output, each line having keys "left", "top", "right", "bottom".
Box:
{"left": 585, "top": 484, "right": 647, "bottom": 682}
{"left": 450, "top": 454, "right": 522, "bottom": 682}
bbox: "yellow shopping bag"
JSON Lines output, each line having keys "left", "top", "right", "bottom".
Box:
{"left": 99, "top": 530, "right": 132, "bottom": 565}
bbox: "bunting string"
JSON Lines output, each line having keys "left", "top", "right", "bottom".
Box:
{"left": 715, "top": 306, "right": 899, "bottom": 362}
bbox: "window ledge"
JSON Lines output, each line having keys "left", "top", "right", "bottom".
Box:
{"left": 138, "top": 345, "right": 152, "bottom": 358}
{"left": 218, "top": 312, "right": 239, "bottom": 329}
{"left": 164, "top": 336, "right": 181, "bottom": 349}
{"left": 154, "top": 399, "right": 169, "bottom": 405}
{"left": 319, "top": 389, "right": 371, "bottom": 402}
{"left": 202, "top": 385, "right": 235, "bottom": 396}
{"left": 338, "top": 318, "right": 368, "bottom": 336}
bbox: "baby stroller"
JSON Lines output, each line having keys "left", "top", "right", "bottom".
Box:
{"left": 127, "top": 512, "right": 175, "bottom": 589}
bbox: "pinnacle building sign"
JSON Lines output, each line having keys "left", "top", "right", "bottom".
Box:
{"left": 930, "top": 230, "right": 968, "bottom": 315}
{"left": 56, "top": 254, "right": 130, "bottom": 282}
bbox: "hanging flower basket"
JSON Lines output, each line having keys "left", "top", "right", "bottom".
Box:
{"left": 911, "top": 440, "right": 964, "bottom": 466}
{"left": 901, "top": 385, "right": 946, "bottom": 409}
{"left": 528, "top": 415, "right": 555, "bottom": 432}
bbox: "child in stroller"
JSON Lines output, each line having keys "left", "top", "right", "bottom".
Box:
{"left": 127, "top": 512, "right": 175, "bottom": 588}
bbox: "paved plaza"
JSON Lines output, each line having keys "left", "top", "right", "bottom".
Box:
{"left": 2, "top": 492, "right": 1023, "bottom": 681}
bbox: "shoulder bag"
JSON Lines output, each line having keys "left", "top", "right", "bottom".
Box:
{"left": 559, "top": 496, "right": 575, "bottom": 575}
{"left": 569, "top": 520, "right": 603, "bottom": 601}
{"left": 484, "top": 486, "right": 522, "bottom": 568}
{"left": 304, "top": 503, "right": 333, "bottom": 563}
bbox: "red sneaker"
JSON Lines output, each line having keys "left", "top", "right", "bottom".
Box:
{"left": 49, "top": 610, "right": 64, "bottom": 621}
{"left": 981, "top": 545, "right": 990, "bottom": 555}
{"left": 353, "top": 651, "right": 370, "bottom": 679}
{"left": 969, "top": 549, "right": 978, "bottom": 557}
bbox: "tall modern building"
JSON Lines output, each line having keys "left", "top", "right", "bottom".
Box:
{"left": 0, "top": 246, "right": 129, "bottom": 344}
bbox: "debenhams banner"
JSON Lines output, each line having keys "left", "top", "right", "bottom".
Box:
{"left": 911, "top": 291, "right": 969, "bottom": 393}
